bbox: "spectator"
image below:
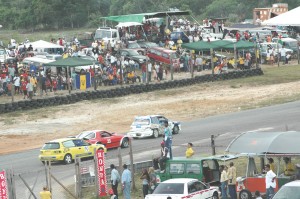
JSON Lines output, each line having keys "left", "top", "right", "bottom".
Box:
{"left": 220, "top": 165, "right": 228, "bottom": 199}
{"left": 265, "top": 164, "right": 276, "bottom": 199}
{"left": 254, "top": 190, "right": 263, "bottom": 199}
{"left": 13, "top": 75, "right": 20, "bottom": 94}
{"left": 121, "top": 164, "right": 131, "bottom": 199}
{"left": 148, "top": 167, "right": 157, "bottom": 194}
{"left": 227, "top": 162, "right": 237, "bottom": 199}
{"left": 140, "top": 168, "right": 150, "bottom": 198}
{"left": 110, "top": 164, "right": 120, "bottom": 199}
{"left": 21, "top": 78, "right": 28, "bottom": 99}
{"left": 159, "top": 142, "right": 169, "bottom": 172}
{"left": 108, "top": 188, "right": 117, "bottom": 199}
{"left": 164, "top": 120, "right": 172, "bottom": 159}
{"left": 26, "top": 80, "right": 33, "bottom": 100}
{"left": 153, "top": 141, "right": 166, "bottom": 170}
{"left": 185, "top": 143, "right": 194, "bottom": 158}
{"left": 283, "top": 157, "right": 295, "bottom": 176}
{"left": 40, "top": 186, "right": 51, "bottom": 199}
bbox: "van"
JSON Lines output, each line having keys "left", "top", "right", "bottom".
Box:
{"left": 155, "top": 155, "right": 236, "bottom": 186}
{"left": 281, "top": 38, "right": 298, "bottom": 53}
{"left": 94, "top": 27, "right": 120, "bottom": 43}
{"left": 147, "top": 47, "right": 180, "bottom": 68}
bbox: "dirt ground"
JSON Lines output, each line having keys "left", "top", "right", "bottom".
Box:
{"left": 1, "top": 76, "right": 300, "bottom": 155}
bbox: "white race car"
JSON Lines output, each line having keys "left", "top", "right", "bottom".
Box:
{"left": 127, "top": 115, "right": 181, "bottom": 139}
{"left": 145, "top": 178, "right": 219, "bottom": 199}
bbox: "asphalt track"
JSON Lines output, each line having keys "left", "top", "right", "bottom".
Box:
{"left": 1, "top": 100, "right": 300, "bottom": 198}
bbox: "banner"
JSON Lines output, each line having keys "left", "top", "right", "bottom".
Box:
{"left": 96, "top": 150, "right": 107, "bottom": 197}
{"left": 80, "top": 75, "right": 86, "bottom": 90}
{"left": 0, "top": 170, "right": 8, "bottom": 199}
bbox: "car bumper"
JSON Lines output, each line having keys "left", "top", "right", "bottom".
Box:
{"left": 39, "top": 154, "right": 64, "bottom": 162}
{"left": 127, "top": 129, "right": 153, "bottom": 138}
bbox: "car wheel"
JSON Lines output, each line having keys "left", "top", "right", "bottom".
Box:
{"left": 63, "top": 154, "right": 72, "bottom": 164}
{"left": 173, "top": 125, "right": 179, "bottom": 134}
{"left": 121, "top": 138, "right": 129, "bottom": 148}
{"left": 239, "top": 189, "right": 252, "bottom": 199}
{"left": 212, "top": 192, "right": 219, "bottom": 199}
{"left": 152, "top": 129, "right": 159, "bottom": 138}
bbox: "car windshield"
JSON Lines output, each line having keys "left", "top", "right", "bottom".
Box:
{"left": 128, "top": 43, "right": 140, "bottom": 49}
{"left": 133, "top": 118, "right": 150, "bottom": 125}
{"left": 273, "top": 186, "right": 300, "bottom": 199}
{"left": 153, "top": 183, "right": 184, "bottom": 194}
{"left": 127, "top": 50, "right": 140, "bottom": 56}
{"left": 95, "top": 30, "right": 111, "bottom": 39}
{"left": 42, "top": 142, "right": 60, "bottom": 150}
{"left": 286, "top": 41, "right": 298, "bottom": 48}
{"left": 77, "top": 132, "right": 95, "bottom": 139}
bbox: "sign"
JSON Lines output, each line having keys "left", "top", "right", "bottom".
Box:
{"left": 96, "top": 150, "right": 107, "bottom": 197}
{"left": 0, "top": 170, "right": 8, "bottom": 199}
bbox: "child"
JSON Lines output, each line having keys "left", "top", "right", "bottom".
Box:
{"left": 108, "top": 188, "right": 117, "bottom": 199}
{"left": 254, "top": 190, "right": 262, "bottom": 199}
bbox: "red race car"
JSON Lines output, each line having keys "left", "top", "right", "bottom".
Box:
{"left": 76, "top": 130, "right": 130, "bottom": 149}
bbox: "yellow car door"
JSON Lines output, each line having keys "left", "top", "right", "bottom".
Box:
{"left": 72, "top": 139, "right": 91, "bottom": 158}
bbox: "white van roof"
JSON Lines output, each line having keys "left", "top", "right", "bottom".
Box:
{"left": 22, "top": 57, "right": 55, "bottom": 64}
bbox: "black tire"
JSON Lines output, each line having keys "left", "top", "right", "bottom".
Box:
{"left": 121, "top": 138, "right": 129, "bottom": 148}
{"left": 212, "top": 191, "right": 219, "bottom": 199}
{"left": 152, "top": 129, "right": 159, "bottom": 138}
{"left": 173, "top": 125, "right": 180, "bottom": 134}
{"left": 239, "top": 189, "right": 252, "bottom": 199}
{"left": 63, "top": 154, "right": 72, "bottom": 164}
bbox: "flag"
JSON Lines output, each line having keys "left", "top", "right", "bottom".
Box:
{"left": 80, "top": 75, "right": 86, "bottom": 90}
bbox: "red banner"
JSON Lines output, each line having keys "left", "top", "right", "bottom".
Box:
{"left": 0, "top": 170, "right": 8, "bottom": 199}
{"left": 96, "top": 150, "right": 107, "bottom": 197}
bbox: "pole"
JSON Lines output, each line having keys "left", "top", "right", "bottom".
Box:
{"left": 297, "top": 44, "right": 300, "bottom": 64}
{"left": 94, "top": 148, "right": 99, "bottom": 199}
{"left": 169, "top": 55, "right": 174, "bottom": 80}
{"left": 11, "top": 82, "right": 14, "bottom": 103}
{"left": 211, "top": 135, "right": 216, "bottom": 155}
{"left": 277, "top": 39, "right": 280, "bottom": 67}
{"left": 255, "top": 42, "right": 258, "bottom": 68}
{"left": 234, "top": 44, "right": 237, "bottom": 69}
{"left": 118, "top": 147, "right": 122, "bottom": 174}
{"left": 67, "top": 66, "right": 71, "bottom": 94}
{"left": 129, "top": 139, "right": 135, "bottom": 190}
{"left": 210, "top": 48, "right": 214, "bottom": 74}
{"left": 191, "top": 52, "right": 194, "bottom": 78}
{"left": 39, "top": 68, "right": 42, "bottom": 96}
{"left": 93, "top": 61, "right": 96, "bottom": 90}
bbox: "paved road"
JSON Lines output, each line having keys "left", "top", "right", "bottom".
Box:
{"left": 1, "top": 100, "right": 300, "bottom": 198}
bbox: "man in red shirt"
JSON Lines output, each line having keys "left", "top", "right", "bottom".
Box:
{"left": 89, "top": 66, "right": 95, "bottom": 87}
{"left": 21, "top": 79, "right": 28, "bottom": 99}
{"left": 236, "top": 31, "right": 241, "bottom": 41}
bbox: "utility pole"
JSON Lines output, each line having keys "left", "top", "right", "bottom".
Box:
{"left": 129, "top": 139, "right": 135, "bottom": 190}
{"left": 211, "top": 135, "right": 216, "bottom": 155}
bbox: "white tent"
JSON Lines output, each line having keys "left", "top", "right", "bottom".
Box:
{"left": 262, "top": 6, "right": 300, "bottom": 26}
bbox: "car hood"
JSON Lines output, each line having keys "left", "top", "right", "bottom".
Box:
{"left": 146, "top": 194, "right": 183, "bottom": 199}
{"left": 131, "top": 55, "right": 148, "bottom": 60}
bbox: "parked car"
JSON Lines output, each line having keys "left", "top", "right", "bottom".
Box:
{"left": 272, "top": 180, "right": 300, "bottom": 199}
{"left": 127, "top": 115, "right": 181, "bottom": 139}
{"left": 145, "top": 178, "right": 219, "bottom": 199}
{"left": 147, "top": 47, "right": 180, "bottom": 68}
{"left": 170, "top": 31, "right": 189, "bottom": 43}
{"left": 76, "top": 130, "right": 130, "bottom": 149}
{"left": 137, "top": 41, "right": 159, "bottom": 49}
{"left": 119, "top": 49, "right": 148, "bottom": 64}
{"left": 38, "top": 138, "right": 106, "bottom": 164}
{"left": 126, "top": 41, "right": 145, "bottom": 55}
{"left": 259, "top": 42, "right": 293, "bottom": 63}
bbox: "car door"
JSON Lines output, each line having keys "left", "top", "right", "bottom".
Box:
{"left": 99, "top": 131, "right": 118, "bottom": 148}
{"left": 186, "top": 163, "right": 202, "bottom": 180}
{"left": 72, "top": 139, "right": 92, "bottom": 158}
{"left": 151, "top": 116, "right": 163, "bottom": 135}
{"left": 188, "top": 180, "right": 211, "bottom": 199}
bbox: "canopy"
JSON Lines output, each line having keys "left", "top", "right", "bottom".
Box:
{"left": 115, "top": 22, "right": 143, "bottom": 28}
{"left": 262, "top": 6, "right": 300, "bottom": 26}
{"left": 225, "top": 131, "right": 300, "bottom": 155}
{"left": 103, "top": 11, "right": 190, "bottom": 23}
{"left": 181, "top": 40, "right": 252, "bottom": 51}
{"left": 25, "top": 40, "right": 64, "bottom": 50}
{"left": 43, "top": 57, "right": 94, "bottom": 67}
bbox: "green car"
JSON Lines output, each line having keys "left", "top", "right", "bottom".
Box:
{"left": 155, "top": 155, "right": 236, "bottom": 186}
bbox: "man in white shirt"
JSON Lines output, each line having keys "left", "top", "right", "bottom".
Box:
{"left": 195, "top": 56, "right": 203, "bottom": 71}
{"left": 147, "top": 62, "right": 152, "bottom": 82}
{"left": 280, "top": 47, "right": 286, "bottom": 65}
{"left": 265, "top": 164, "right": 276, "bottom": 199}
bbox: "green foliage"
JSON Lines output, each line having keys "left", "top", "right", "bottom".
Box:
{"left": 0, "top": 0, "right": 299, "bottom": 30}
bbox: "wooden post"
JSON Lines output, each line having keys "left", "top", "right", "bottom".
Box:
{"left": 118, "top": 147, "right": 122, "bottom": 174}
{"left": 94, "top": 149, "right": 99, "bottom": 199}
{"left": 67, "top": 66, "right": 71, "bottom": 94}
{"left": 210, "top": 48, "right": 214, "bottom": 74}
{"left": 129, "top": 139, "right": 135, "bottom": 190}
{"left": 75, "top": 158, "right": 81, "bottom": 198}
{"left": 211, "top": 135, "right": 216, "bottom": 155}
{"left": 11, "top": 83, "right": 14, "bottom": 103}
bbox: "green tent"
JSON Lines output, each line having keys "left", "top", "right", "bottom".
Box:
{"left": 44, "top": 57, "right": 95, "bottom": 67}
{"left": 181, "top": 40, "right": 233, "bottom": 51}
{"left": 222, "top": 40, "right": 255, "bottom": 50}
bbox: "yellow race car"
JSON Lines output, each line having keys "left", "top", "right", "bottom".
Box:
{"left": 39, "top": 138, "right": 107, "bottom": 164}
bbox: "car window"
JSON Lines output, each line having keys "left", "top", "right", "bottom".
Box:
{"left": 120, "top": 51, "right": 128, "bottom": 56}
{"left": 78, "top": 132, "right": 95, "bottom": 139}
{"left": 151, "top": 117, "right": 159, "bottom": 124}
{"left": 170, "top": 163, "right": 185, "bottom": 174}
{"left": 63, "top": 140, "right": 76, "bottom": 148}
{"left": 162, "top": 53, "right": 169, "bottom": 59}
{"left": 273, "top": 186, "right": 300, "bottom": 199}
{"left": 133, "top": 118, "right": 150, "bottom": 125}
{"left": 156, "top": 51, "right": 162, "bottom": 56}
{"left": 101, "top": 132, "right": 111, "bottom": 137}
{"left": 205, "top": 160, "right": 217, "bottom": 170}
{"left": 72, "top": 139, "right": 89, "bottom": 147}
{"left": 188, "top": 181, "right": 207, "bottom": 193}
{"left": 42, "top": 142, "right": 60, "bottom": 150}
{"left": 187, "top": 163, "right": 201, "bottom": 174}
{"left": 153, "top": 183, "right": 184, "bottom": 194}
{"left": 149, "top": 49, "right": 155, "bottom": 54}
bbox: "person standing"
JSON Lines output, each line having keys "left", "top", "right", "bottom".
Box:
{"left": 185, "top": 143, "right": 194, "bottom": 158}
{"left": 110, "top": 164, "right": 120, "bottom": 199}
{"left": 121, "top": 164, "right": 131, "bottom": 199}
{"left": 147, "top": 61, "right": 152, "bottom": 82}
{"left": 220, "top": 165, "right": 228, "bottom": 199}
{"left": 227, "top": 162, "right": 237, "bottom": 199}
{"left": 265, "top": 164, "right": 276, "bottom": 199}
{"left": 40, "top": 186, "right": 51, "bottom": 199}
{"left": 26, "top": 80, "right": 33, "bottom": 100}
{"left": 148, "top": 167, "right": 157, "bottom": 194}
{"left": 164, "top": 120, "right": 172, "bottom": 159}
{"left": 140, "top": 168, "right": 150, "bottom": 198}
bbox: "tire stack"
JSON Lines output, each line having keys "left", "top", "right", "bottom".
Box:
{"left": 0, "top": 68, "right": 264, "bottom": 114}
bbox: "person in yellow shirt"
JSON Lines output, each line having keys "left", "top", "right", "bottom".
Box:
{"left": 238, "top": 56, "right": 244, "bottom": 70}
{"left": 227, "top": 162, "right": 237, "bottom": 199}
{"left": 177, "top": 37, "right": 183, "bottom": 48}
{"left": 284, "top": 157, "right": 295, "bottom": 176}
{"left": 185, "top": 143, "right": 194, "bottom": 158}
{"left": 40, "top": 186, "right": 51, "bottom": 199}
